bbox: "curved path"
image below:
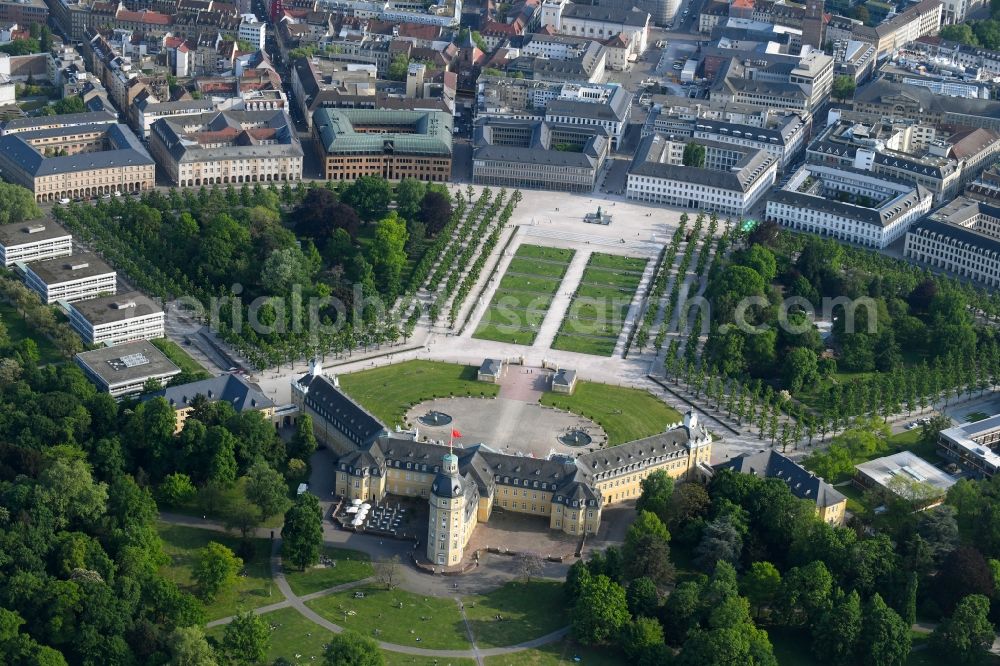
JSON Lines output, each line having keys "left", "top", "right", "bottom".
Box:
{"left": 162, "top": 514, "right": 570, "bottom": 660}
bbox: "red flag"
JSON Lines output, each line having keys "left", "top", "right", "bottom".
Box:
{"left": 451, "top": 429, "right": 462, "bottom": 438}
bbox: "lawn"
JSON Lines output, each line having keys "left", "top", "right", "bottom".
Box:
{"left": 474, "top": 244, "right": 576, "bottom": 346}
{"left": 151, "top": 337, "right": 211, "bottom": 379}
{"left": 965, "top": 411, "right": 989, "bottom": 423}
{"left": 463, "top": 581, "right": 567, "bottom": 648}
{"left": 305, "top": 585, "right": 470, "bottom": 650}
{"left": 207, "top": 607, "right": 330, "bottom": 662}
{"left": 540, "top": 381, "right": 683, "bottom": 445}
{"left": 483, "top": 639, "right": 626, "bottom": 666}
{"left": 339, "top": 360, "right": 500, "bottom": 428}
{"left": 157, "top": 523, "right": 276, "bottom": 621}
{"left": 0, "top": 301, "right": 63, "bottom": 364}
{"left": 384, "top": 653, "right": 476, "bottom": 666}
{"left": 552, "top": 253, "right": 647, "bottom": 357}
{"left": 284, "top": 547, "right": 374, "bottom": 596}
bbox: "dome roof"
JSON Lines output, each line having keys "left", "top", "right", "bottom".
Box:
{"left": 431, "top": 471, "right": 464, "bottom": 498}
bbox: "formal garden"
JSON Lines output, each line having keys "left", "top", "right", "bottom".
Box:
{"left": 552, "top": 253, "right": 648, "bottom": 356}
{"left": 473, "top": 244, "right": 576, "bottom": 345}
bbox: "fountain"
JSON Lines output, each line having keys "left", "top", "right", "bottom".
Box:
{"left": 558, "top": 428, "right": 593, "bottom": 447}
{"left": 419, "top": 410, "right": 453, "bottom": 427}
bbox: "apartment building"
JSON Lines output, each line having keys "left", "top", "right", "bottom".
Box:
{"left": 149, "top": 110, "right": 303, "bottom": 186}
{"left": 766, "top": 163, "right": 933, "bottom": 249}
{"left": 66, "top": 291, "right": 165, "bottom": 346}
{"left": 20, "top": 252, "right": 117, "bottom": 304}
{"left": 0, "top": 221, "right": 72, "bottom": 268}
{"left": 626, "top": 135, "right": 778, "bottom": 216}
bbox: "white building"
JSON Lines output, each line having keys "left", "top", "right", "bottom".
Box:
{"left": 75, "top": 340, "right": 180, "bottom": 398}
{"left": 691, "top": 114, "right": 809, "bottom": 171}
{"left": 66, "top": 291, "right": 165, "bottom": 346}
{"left": 19, "top": 252, "right": 116, "bottom": 304}
{"left": 766, "top": 163, "right": 933, "bottom": 249}
{"left": 0, "top": 221, "right": 72, "bottom": 267}
{"left": 626, "top": 135, "right": 778, "bottom": 216}
{"left": 238, "top": 15, "right": 267, "bottom": 51}
{"left": 542, "top": 83, "right": 631, "bottom": 148}
{"left": 939, "top": 413, "right": 1000, "bottom": 478}
{"left": 854, "top": 450, "right": 956, "bottom": 507}
{"left": 904, "top": 197, "right": 1000, "bottom": 287}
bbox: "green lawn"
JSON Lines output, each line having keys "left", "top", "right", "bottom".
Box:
{"left": 384, "top": 653, "right": 476, "bottom": 666}
{"left": 151, "top": 337, "right": 211, "bottom": 379}
{"left": 965, "top": 411, "right": 989, "bottom": 423}
{"left": 305, "top": 585, "right": 470, "bottom": 650}
{"left": 514, "top": 245, "right": 575, "bottom": 263}
{"left": 553, "top": 254, "right": 646, "bottom": 357}
{"left": 284, "top": 547, "right": 373, "bottom": 596}
{"left": 463, "top": 581, "right": 566, "bottom": 648}
{"left": 483, "top": 639, "right": 626, "bottom": 666}
{"left": 207, "top": 607, "right": 331, "bottom": 662}
{"left": 0, "top": 301, "right": 63, "bottom": 364}
{"left": 157, "top": 523, "right": 276, "bottom": 620}
{"left": 474, "top": 245, "right": 575, "bottom": 346}
{"left": 540, "top": 381, "right": 683, "bottom": 445}
{"left": 339, "top": 360, "right": 500, "bottom": 428}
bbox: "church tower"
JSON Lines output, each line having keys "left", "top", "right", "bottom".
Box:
{"left": 427, "top": 453, "right": 466, "bottom": 567}
{"left": 802, "top": 0, "right": 825, "bottom": 51}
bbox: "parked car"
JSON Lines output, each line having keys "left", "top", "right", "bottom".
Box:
{"left": 57, "top": 197, "right": 71, "bottom": 204}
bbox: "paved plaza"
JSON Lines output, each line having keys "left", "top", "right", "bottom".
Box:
{"left": 406, "top": 396, "right": 607, "bottom": 457}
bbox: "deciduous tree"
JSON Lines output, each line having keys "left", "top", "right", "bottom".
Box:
{"left": 192, "top": 542, "right": 242, "bottom": 600}
{"left": 322, "top": 631, "right": 384, "bottom": 666}
{"left": 220, "top": 611, "right": 269, "bottom": 666}
{"left": 282, "top": 492, "right": 323, "bottom": 570}
{"left": 571, "top": 575, "right": 631, "bottom": 645}
{"left": 932, "top": 594, "right": 995, "bottom": 664}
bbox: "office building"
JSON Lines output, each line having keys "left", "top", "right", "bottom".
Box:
{"left": 67, "top": 291, "right": 165, "bottom": 346}
{"left": 904, "top": 197, "right": 1000, "bottom": 287}
{"left": 0, "top": 221, "right": 72, "bottom": 267}
{"left": 75, "top": 340, "right": 181, "bottom": 398}
{"left": 20, "top": 251, "right": 116, "bottom": 304}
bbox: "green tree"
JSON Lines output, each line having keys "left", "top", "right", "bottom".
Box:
{"left": 220, "top": 611, "right": 270, "bottom": 666}
{"left": 192, "top": 542, "right": 242, "bottom": 600}
{"left": 695, "top": 513, "right": 743, "bottom": 570}
{"left": 832, "top": 75, "right": 857, "bottom": 100}
{"left": 322, "top": 631, "right": 385, "bottom": 666}
{"left": 290, "top": 414, "right": 318, "bottom": 460}
{"left": 859, "top": 593, "right": 911, "bottom": 666}
{"left": 782, "top": 347, "right": 819, "bottom": 393}
{"left": 933, "top": 594, "right": 995, "bottom": 664}
{"left": 205, "top": 426, "right": 238, "bottom": 487}
{"left": 282, "top": 492, "right": 323, "bottom": 570}
{"left": 245, "top": 461, "right": 288, "bottom": 519}
{"left": 388, "top": 54, "right": 410, "bottom": 81}
{"left": 571, "top": 575, "right": 631, "bottom": 645}
{"left": 620, "top": 616, "right": 664, "bottom": 662}
{"left": 38, "top": 455, "right": 108, "bottom": 530}
{"left": 742, "top": 561, "right": 781, "bottom": 619}
{"left": 343, "top": 175, "right": 392, "bottom": 222}
{"left": 811, "top": 589, "right": 861, "bottom": 664}
{"left": 941, "top": 23, "right": 980, "bottom": 45}
{"left": 0, "top": 182, "right": 42, "bottom": 226}
{"left": 159, "top": 472, "right": 197, "bottom": 506}
{"left": 367, "top": 212, "right": 408, "bottom": 298}
{"left": 626, "top": 577, "right": 660, "bottom": 618}
{"left": 394, "top": 178, "right": 426, "bottom": 221}
{"left": 682, "top": 142, "right": 706, "bottom": 167}
{"left": 635, "top": 470, "right": 674, "bottom": 521}
{"left": 166, "top": 626, "right": 217, "bottom": 665}
{"left": 623, "top": 511, "right": 674, "bottom": 584}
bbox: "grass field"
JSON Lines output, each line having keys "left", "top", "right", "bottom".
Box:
{"left": 463, "top": 581, "right": 566, "bottom": 648}
{"left": 151, "top": 337, "right": 211, "bottom": 379}
{"left": 0, "top": 301, "right": 63, "bottom": 364}
{"left": 384, "top": 653, "right": 476, "bottom": 666}
{"left": 284, "top": 547, "right": 373, "bottom": 596}
{"left": 305, "top": 585, "right": 470, "bottom": 650}
{"left": 552, "top": 253, "right": 646, "bottom": 357}
{"left": 157, "top": 523, "right": 275, "bottom": 620}
{"left": 474, "top": 245, "right": 575, "bottom": 346}
{"left": 483, "top": 639, "right": 626, "bottom": 666}
{"left": 339, "top": 360, "right": 499, "bottom": 428}
{"left": 207, "top": 607, "right": 330, "bottom": 662}
{"left": 540, "top": 381, "right": 683, "bottom": 445}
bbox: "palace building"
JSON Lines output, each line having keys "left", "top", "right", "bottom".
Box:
{"left": 292, "top": 362, "right": 712, "bottom": 567}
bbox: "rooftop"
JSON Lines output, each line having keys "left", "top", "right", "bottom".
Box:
{"left": 68, "top": 290, "right": 162, "bottom": 325}
{"left": 75, "top": 339, "right": 181, "bottom": 388}
{"left": 148, "top": 373, "right": 274, "bottom": 412}
{"left": 0, "top": 221, "right": 71, "bottom": 248}
{"left": 855, "top": 450, "right": 957, "bottom": 494}
{"left": 0, "top": 124, "right": 153, "bottom": 177}
{"left": 715, "top": 449, "right": 846, "bottom": 508}
{"left": 24, "top": 251, "right": 115, "bottom": 285}
{"left": 313, "top": 108, "right": 453, "bottom": 157}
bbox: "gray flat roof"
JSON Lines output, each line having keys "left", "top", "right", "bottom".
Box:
{"left": 68, "top": 290, "right": 162, "bottom": 325}
{"left": 25, "top": 251, "right": 115, "bottom": 285}
{"left": 0, "top": 221, "right": 71, "bottom": 247}
{"left": 75, "top": 339, "right": 180, "bottom": 387}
